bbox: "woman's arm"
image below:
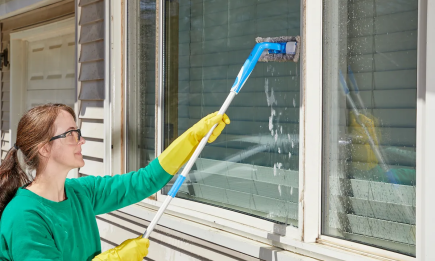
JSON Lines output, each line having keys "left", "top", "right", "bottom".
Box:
{"left": 73, "top": 112, "right": 229, "bottom": 215}
{"left": 74, "top": 158, "right": 172, "bottom": 215}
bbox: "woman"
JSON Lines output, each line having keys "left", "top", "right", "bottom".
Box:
{"left": 0, "top": 104, "right": 230, "bottom": 260}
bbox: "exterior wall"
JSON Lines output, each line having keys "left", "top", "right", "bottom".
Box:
{"left": 0, "top": 0, "right": 74, "bottom": 161}
{"left": 1, "top": 29, "right": 9, "bottom": 161}
{"left": 98, "top": 211, "right": 260, "bottom": 261}
{"left": 77, "top": 0, "right": 105, "bottom": 176}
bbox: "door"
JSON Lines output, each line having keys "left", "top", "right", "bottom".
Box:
{"left": 26, "top": 33, "right": 76, "bottom": 109}
{"left": 10, "top": 17, "right": 77, "bottom": 178}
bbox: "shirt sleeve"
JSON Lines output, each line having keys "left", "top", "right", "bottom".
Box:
{"left": 74, "top": 158, "right": 173, "bottom": 215}
{"left": 2, "top": 209, "right": 63, "bottom": 261}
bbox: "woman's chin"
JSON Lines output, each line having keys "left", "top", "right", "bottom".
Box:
{"left": 78, "top": 159, "right": 85, "bottom": 168}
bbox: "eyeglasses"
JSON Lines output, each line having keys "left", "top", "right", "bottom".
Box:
{"left": 50, "top": 129, "right": 82, "bottom": 145}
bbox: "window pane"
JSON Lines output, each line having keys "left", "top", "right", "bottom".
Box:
{"left": 162, "top": 0, "right": 301, "bottom": 225}
{"left": 127, "top": 0, "right": 157, "bottom": 170}
{"left": 322, "top": 0, "right": 417, "bottom": 256}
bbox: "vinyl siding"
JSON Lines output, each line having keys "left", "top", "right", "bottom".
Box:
{"left": 77, "top": 0, "right": 105, "bottom": 176}
{"left": 97, "top": 210, "right": 260, "bottom": 261}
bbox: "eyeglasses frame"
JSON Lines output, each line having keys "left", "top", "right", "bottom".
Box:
{"left": 49, "top": 129, "right": 82, "bottom": 144}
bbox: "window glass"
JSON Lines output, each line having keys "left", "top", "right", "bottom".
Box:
{"left": 127, "top": 0, "right": 157, "bottom": 170}
{"left": 322, "top": 0, "right": 417, "bottom": 256}
{"left": 162, "top": 0, "right": 301, "bottom": 225}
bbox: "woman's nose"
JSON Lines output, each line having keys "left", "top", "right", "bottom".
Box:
{"left": 79, "top": 136, "right": 86, "bottom": 145}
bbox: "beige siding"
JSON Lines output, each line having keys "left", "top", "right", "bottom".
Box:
{"left": 97, "top": 211, "right": 260, "bottom": 261}
{"left": 78, "top": 0, "right": 105, "bottom": 177}
{"left": 1, "top": 69, "right": 10, "bottom": 157}
{"left": 1, "top": 21, "right": 9, "bottom": 157}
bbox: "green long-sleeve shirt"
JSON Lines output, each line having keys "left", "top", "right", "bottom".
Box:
{"left": 0, "top": 158, "right": 172, "bottom": 261}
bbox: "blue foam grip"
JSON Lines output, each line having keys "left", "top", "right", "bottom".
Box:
{"left": 168, "top": 175, "right": 186, "bottom": 197}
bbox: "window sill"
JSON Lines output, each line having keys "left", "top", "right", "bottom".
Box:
{"left": 119, "top": 203, "right": 410, "bottom": 261}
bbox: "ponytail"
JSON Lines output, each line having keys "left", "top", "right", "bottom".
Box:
{"left": 0, "top": 103, "right": 75, "bottom": 218}
{"left": 0, "top": 146, "right": 30, "bottom": 218}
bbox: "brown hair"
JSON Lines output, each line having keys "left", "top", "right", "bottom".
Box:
{"left": 0, "top": 104, "right": 76, "bottom": 218}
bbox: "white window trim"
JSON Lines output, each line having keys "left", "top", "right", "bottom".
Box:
{"left": 120, "top": 0, "right": 433, "bottom": 260}
{"left": 301, "top": 0, "right": 322, "bottom": 245}
{"left": 417, "top": 0, "right": 435, "bottom": 259}
{"left": 109, "top": 0, "right": 124, "bottom": 176}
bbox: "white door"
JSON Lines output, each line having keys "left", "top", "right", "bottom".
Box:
{"left": 26, "top": 33, "right": 75, "bottom": 109}
{"left": 10, "top": 18, "right": 77, "bottom": 178}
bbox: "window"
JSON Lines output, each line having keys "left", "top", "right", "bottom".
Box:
{"left": 159, "top": 0, "right": 301, "bottom": 225}
{"left": 127, "top": 0, "right": 157, "bottom": 170}
{"left": 126, "top": 0, "right": 427, "bottom": 259}
{"left": 322, "top": 0, "right": 417, "bottom": 256}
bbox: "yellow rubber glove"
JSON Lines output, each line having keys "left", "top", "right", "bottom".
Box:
{"left": 158, "top": 112, "right": 230, "bottom": 175}
{"left": 92, "top": 237, "right": 149, "bottom": 261}
{"left": 349, "top": 111, "right": 381, "bottom": 170}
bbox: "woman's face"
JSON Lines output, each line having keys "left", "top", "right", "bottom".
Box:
{"left": 49, "top": 110, "right": 86, "bottom": 170}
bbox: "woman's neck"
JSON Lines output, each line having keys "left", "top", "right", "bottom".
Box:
{"left": 27, "top": 168, "right": 69, "bottom": 202}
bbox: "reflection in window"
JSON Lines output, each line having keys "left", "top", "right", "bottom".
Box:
{"left": 322, "top": 0, "right": 417, "bottom": 256}
{"left": 127, "top": 0, "right": 157, "bottom": 170}
{"left": 162, "top": 0, "right": 301, "bottom": 225}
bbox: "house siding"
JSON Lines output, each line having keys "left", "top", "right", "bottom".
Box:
{"left": 98, "top": 210, "right": 260, "bottom": 261}
{"left": 77, "top": 0, "right": 105, "bottom": 176}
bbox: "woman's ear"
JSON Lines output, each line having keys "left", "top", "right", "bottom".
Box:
{"left": 38, "top": 143, "right": 51, "bottom": 158}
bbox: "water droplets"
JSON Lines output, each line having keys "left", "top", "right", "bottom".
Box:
{"left": 269, "top": 109, "right": 275, "bottom": 130}
{"left": 265, "top": 79, "right": 277, "bottom": 106}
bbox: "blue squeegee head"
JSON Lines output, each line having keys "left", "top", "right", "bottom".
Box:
{"left": 256, "top": 36, "right": 301, "bottom": 63}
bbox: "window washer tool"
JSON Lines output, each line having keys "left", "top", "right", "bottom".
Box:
{"left": 143, "top": 36, "right": 301, "bottom": 239}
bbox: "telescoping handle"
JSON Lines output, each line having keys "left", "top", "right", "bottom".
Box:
{"left": 142, "top": 92, "right": 236, "bottom": 239}
{"left": 142, "top": 42, "right": 287, "bottom": 239}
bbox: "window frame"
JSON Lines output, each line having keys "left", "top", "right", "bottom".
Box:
{"left": 151, "top": 0, "right": 305, "bottom": 242}
{"left": 311, "top": 0, "right": 426, "bottom": 260}
{"left": 121, "top": 0, "right": 434, "bottom": 259}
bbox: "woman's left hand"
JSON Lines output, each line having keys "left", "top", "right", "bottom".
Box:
{"left": 189, "top": 112, "right": 231, "bottom": 143}
{"left": 158, "top": 112, "right": 230, "bottom": 175}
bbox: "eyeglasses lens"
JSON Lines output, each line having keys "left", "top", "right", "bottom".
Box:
{"left": 64, "top": 131, "right": 80, "bottom": 144}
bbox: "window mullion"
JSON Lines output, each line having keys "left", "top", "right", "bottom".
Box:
{"left": 302, "top": 0, "right": 323, "bottom": 243}
{"left": 417, "top": 0, "right": 434, "bottom": 259}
